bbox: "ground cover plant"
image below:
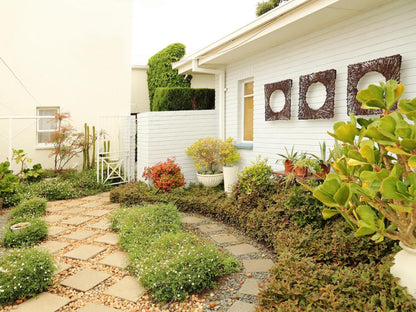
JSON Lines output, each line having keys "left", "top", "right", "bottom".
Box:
{"left": 10, "top": 197, "right": 47, "bottom": 218}
{"left": 2, "top": 218, "right": 48, "bottom": 248}
{"left": 110, "top": 203, "right": 240, "bottom": 302}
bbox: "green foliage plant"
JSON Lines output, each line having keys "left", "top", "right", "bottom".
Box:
{"left": 10, "top": 197, "right": 47, "bottom": 218}
{"left": 276, "top": 146, "right": 298, "bottom": 162}
{"left": 256, "top": 0, "right": 281, "bottom": 16}
{"left": 142, "top": 157, "right": 185, "bottom": 192}
{"left": 11, "top": 149, "right": 32, "bottom": 180}
{"left": 219, "top": 138, "right": 240, "bottom": 166}
{"left": 147, "top": 43, "right": 192, "bottom": 110}
{"left": 237, "top": 157, "right": 273, "bottom": 195}
{"left": 2, "top": 217, "right": 48, "bottom": 247}
{"left": 313, "top": 80, "right": 416, "bottom": 248}
{"left": 0, "top": 248, "right": 56, "bottom": 306}
{"left": 152, "top": 88, "right": 215, "bottom": 111}
{"left": 0, "top": 161, "right": 19, "bottom": 207}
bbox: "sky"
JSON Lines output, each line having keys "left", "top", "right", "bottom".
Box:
{"left": 131, "top": 0, "right": 260, "bottom": 65}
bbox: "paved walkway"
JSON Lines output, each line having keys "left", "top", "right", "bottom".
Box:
{"left": 1, "top": 193, "right": 275, "bottom": 312}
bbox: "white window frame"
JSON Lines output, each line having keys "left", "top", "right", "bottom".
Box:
{"left": 36, "top": 107, "right": 59, "bottom": 148}
{"left": 240, "top": 79, "right": 254, "bottom": 143}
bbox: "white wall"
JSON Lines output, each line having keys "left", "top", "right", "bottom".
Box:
{"left": 131, "top": 66, "right": 150, "bottom": 114}
{"left": 0, "top": 0, "right": 132, "bottom": 169}
{"left": 137, "top": 110, "right": 218, "bottom": 184}
{"left": 191, "top": 74, "right": 215, "bottom": 89}
{"left": 224, "top": 0, "right": 416, "bottom": 171}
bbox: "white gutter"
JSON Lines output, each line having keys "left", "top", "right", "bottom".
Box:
{"left": 192, "top": 58, "right": 226, "bottom": 140}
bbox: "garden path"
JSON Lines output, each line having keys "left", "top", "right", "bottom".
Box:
{"left": 1, "top": 193, "right": 275, "bottom": 312}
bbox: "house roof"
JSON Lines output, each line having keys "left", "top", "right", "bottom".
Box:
{"left": 174, "top": 0, "right": 393, "bottom": 74}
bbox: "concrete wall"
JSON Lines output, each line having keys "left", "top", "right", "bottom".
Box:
{"left": 131, "top": 66, "right": 150, "bottom": 114}
{"left": 0, "top": 0, "right": 132, "bottom": 169}
{"left": 137, "top": 110, "right": 218, "bottom": 185}
{"left": 223, "top": 0, "right": 416, "bottom": 171}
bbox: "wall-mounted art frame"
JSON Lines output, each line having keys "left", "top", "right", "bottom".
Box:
{"left": 347, "top": 54, "right": 402, "bottom": 115}
{"left": 264, "top": 79, "right": 292, "bottom": 121}
{"left": 298, "top": 69, "right": 336, "bottom": 120}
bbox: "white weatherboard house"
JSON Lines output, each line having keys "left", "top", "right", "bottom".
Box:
{"left": 0, "top": 0, "right": 133, "bottom": 172}
{"left": 149, "top": 0, "right": 416, "bottom": 183}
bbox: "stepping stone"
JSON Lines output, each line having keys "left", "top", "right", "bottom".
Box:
{"left": 226, "top": 243, "right": 259, "bottom": 256}
{"left": 78, "top": 303, "right": 119, "bottom": 312}
{"left": 61, "top": 216, "right": 92, "bottom": 226}
{"left": 228, "top": 300, "right": 255, "bottom": 312}
{"left": 14, "top": 292, "right": 71, "bottom": 312}
{"left": 239, "top": 278, "right": 260, "bottom": 296}
{"left": 102, "top": 203, "right": 119, "bottom": 209}
{"left": 63, "top": 229, "right": 96, "bottom": 240}
{"left": 88, "top": 219, "right": 111, "bottom": 230}
{"left": 210, "top": 233, "right": 239, "bottom": 244}
{"left": 243, "top": 259, "right": 274, "bottom": 272}
{"left": 99, "top": 251, "right": 129, "bottom": 268}
{"left": 181, "top": 216, "right": 204, "bottom": 224}
{"left": 94, "top": 233, "right": 119, "bottom": 245}
{"left": 64, "top": 245, "right": 106, "bottom": 260}
{"left": 55, "top": 261, "right": 72, "bottom": 274}
{"left": 43, "top": 214, "right": 66, "bottom": 223}
{"left": 83, "top": 209, "right": 110, "bottom": 217}
{"left": 60, "top": 268, "right": 111, "bottom": 292}
{"left": 81, "top": 202, "right": 104, "bottom": 208}
{"left": 64, "top": 207, "right": 86, "bottom": 215}
{"left": 104, "top": 276, "right": 145, "bottom": 302}
{"left": 197, "top": 223, "right": 224, "bottom": 233}
{"left": 37, "top": 241, "right": 70, "bottom": 254}
{"left": 46, "top": 205, "right": 67, "bottom": 213}
{"left": 48, "top": 226, "right": 67, "bottom": 236}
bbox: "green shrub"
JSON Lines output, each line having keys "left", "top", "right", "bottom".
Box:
{"left": 0, "top": 248, "right": 56, "bottom": 305}
{"left": 2, "top": 218, "right": 48, "bottom": 247}
{"left": 256, "top": 0, "right": 280, "bottom": 16}
{"left": 152, "top": 88, "right": 215, "bottom": 111}
{"left": 10, "top": 197, "right": 47, "bottom": 218}
{"left": 147, "top": 43, "right": 192, "bottom": 109}
{"left": 236, "top": 157, "right": 273, "bottom": 195}
{"left": 0, "top": 161, "right": 19, "bottom": 208}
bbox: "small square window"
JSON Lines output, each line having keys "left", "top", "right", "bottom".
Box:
{"left": 36, "top": 107, "right": 59, "bottom": 147}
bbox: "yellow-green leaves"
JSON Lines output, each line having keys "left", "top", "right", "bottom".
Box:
{"left": 356, "top": 80, "right": 404, "bottom": 111}
{"left": 328, "top": 117, "right": 359, "bottom": 144}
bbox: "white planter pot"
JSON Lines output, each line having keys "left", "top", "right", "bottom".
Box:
{"left": 390, "top": 242, "right": 416, "bottom": 298}
{"left": 196, "top": 173, "right": 224, "bottom": 188}
{"left": 223, "top": 165, "right": 239, "bottom": 194}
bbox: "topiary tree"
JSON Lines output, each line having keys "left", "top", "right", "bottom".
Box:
{"left": 147, "top": 43, "right": 192, "bottom": 110}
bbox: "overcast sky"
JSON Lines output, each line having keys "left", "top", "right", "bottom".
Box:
{"left": 131, "top": 0, "right": 260, "bottom": 65}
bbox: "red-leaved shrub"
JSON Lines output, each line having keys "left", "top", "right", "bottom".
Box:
{"left": 142, "top": 158, "right": 185, "bottom": 192}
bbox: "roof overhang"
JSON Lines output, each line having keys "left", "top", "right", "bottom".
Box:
{"left": 174, "top": 0, "right": 393, "bottom": 74}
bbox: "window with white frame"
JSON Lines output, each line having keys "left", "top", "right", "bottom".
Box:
{"left": 242, "top": 80, "right": 254, "bottom": 142}
{"left": 36, "top": 107, "right": 59, "bottom": 147}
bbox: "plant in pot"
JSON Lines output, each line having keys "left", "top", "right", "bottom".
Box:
{"left": 219, "top": 138, "right": 240, "bottom": 194}
{"left": 309, "top": 142, "right": 332, "bottom": 178}
{"left": 292, "top": 154, "right": 310, "bottom": 178}
{"left": 311, "top": 80, "right": 416, "bottom": 297}
{"left": 185, "top": 137, "right": 224, "bottom": 187}
{"left": 276, "top": 146, "right": 298, "bottom": 173}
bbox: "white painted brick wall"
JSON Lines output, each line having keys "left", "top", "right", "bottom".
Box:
{"left": 225, "top": 0, "right": 416, "bottom": 171}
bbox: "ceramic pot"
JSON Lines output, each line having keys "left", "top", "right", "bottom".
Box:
{"left": 317, "top": 164, "right": 331, "bottom": 179}
{"left": 284, "top": 160, "right": 294, "bottom": 173}
{"left": 196, "top": 173, "right": 224, "bottom": 188}
{"left": 223, "top": 166, "right": 239, "bottom": 194}
{"left": 294, "top": 166, "right": 308, "bottom": 177}
{"left": 390, "top": 242, "right": 416, "bottom": 298}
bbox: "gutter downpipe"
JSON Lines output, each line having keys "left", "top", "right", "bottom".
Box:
{"left": 192, "top": 58, "right": 226, "bottom": 140}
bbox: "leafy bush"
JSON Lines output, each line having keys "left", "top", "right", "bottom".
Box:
{"left": 0, "top": 161, "right": 19, "bottom": 208}
{"left": 152, "top": 88, "right": 215, "bottom": 111}
{"left": 236, "top": 157, "right": 273, "bottom": 195}
{"left": 147, "top": 43, "right": 192, "bottom": 110}
{"left": 2, "top": 218, "right": 48, "bottom": 247}
{"left": 256, "top": 0, "right": 280, "bottom": 16}
{"left": 0, "top": 248, "right": 56, "bottom": 305}
{"left": 143, "top": 158, "right": 185, "bottom": 192}
{"left": 10, "top": 197, "right": 47, "bottom": 219}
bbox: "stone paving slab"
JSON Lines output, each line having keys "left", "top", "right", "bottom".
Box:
{"left": 14, "top": 293, "right": 71, "bottom": 312}
{"left": 210, "top": 233, "right": 239, "bottom": 244}
{"left": 94, "top": 233, "right": 120, "bottom": 245}
{"left": 225, "top": 243, "right": 259, "bottom": 256}
{"left": 81, "top": 202, "right": 105, "bottom": 208}
{"left": 99, "top": 251, "right": 129, "bottom": 268}
{"left": 103, "top": 276, "right": 145, "bottom": 302}
{"left": 43, "top": 214, "right": 66, "bottom": 223}
{"left": 48, "top": 226, "right": 67, "bottom": 236}
{"left": 78, "top": 303, "right": 119, "bottom": 312}
{"left": 63, "top": 207, "right": 86, "bottom": 215}
{"left": 63, "top": 244, "right": 106, "bottom": 260}
{"left": 37, "top": 241, "right": 70, "bottom": 254}
{"left": 46, "top": 205, "right": 67, "bottom": 213}
{"left": 243, "top": 259, "right": 274, "bottom": 272}
{"left": 181, "top": 216, "right": 204, "bottom": 224}
{"left": 63, "top": 229, "right": 96, "bottom": 240}
{"left": 83, "top": 209, "right": 110, "bottom": 217}
{"left": 197, "top": 223, "right": 224, "bottom": 233}
{"left": 102, "top": 203, "right": 120, "bottom": 209}
{"left": 238, "top": 278, "right": 260, "bottom": 296}
{"left": 61, "top": 216, "right": 92, "bottom": 226}
{"left": 60, "top": 268, "right": 111, "bottom": 292}
{"left": 228, "top": 300, "right": 255, "bottom": 312}
{"left": 88, "top": 219, "right": 111, "bottom": 230}
{"left": 55, "top": 261, "right": 72, "bottom": 274}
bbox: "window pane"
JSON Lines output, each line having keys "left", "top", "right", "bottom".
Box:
{"left": 244, "top": 82, "right": 253, "bottom": 95}
{"left": 38, "top": 132, "right": 53, "bottom": 144}
{"left": 38, "top": 109, "right": 57, "bottom": 117}
{"left": 39, "top": 118, "right": 56, "bottom": 131}
{"left": 244, "top": 96, "right": 253, "bottom": 141}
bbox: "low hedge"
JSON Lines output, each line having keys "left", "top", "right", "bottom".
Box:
{"left": 10, "top": 197, "right": 47, "bottom": 218}
{"left": 2, "top": 218, "right": 48, "bottom": 248}
{"left": 152, "top": 87, "right": 215, "bottom": 111}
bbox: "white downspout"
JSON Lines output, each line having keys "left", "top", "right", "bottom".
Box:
{"left": 192, "top": 58, "right": 226, "bottom": 140}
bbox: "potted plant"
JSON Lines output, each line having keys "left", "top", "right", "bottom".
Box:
{"left": 309, "top": 142, "right": 332, "bottom": 178}
{"left": 276, "top": 146, "right": 298, "bottom": 173}
{"left": 219, "top": 138, "right": 240, "bottom": 194}
{"left": 185, "top": 137, "right": 224, "bottom": 187}
{"left": 293, "top": 154, "right": 310, "bottom": 178}
{"left": 311, "top": 80, "right": 416, "bottom": 297}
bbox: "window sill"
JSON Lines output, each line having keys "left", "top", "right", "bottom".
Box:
{"left": 235, "top": 143, "right": 253, "bottom": 150}
{"left": 36, "top": 145, "right": 54, "bottom": 150}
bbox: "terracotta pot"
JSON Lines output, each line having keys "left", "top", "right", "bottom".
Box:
{"left": 196, "top": 173, "right": 224, "bottom": 188}
{"left": 317, "top": 164, "right": 331, "bottom": 179}
{"left": 294, "top": 166, "right": 308, "bottom": 177}
{"left": 390, "top": 243, "right": 416, "bottom": 298}
{"left": 284, "top": 160, "right": 294, "bottom": 173}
